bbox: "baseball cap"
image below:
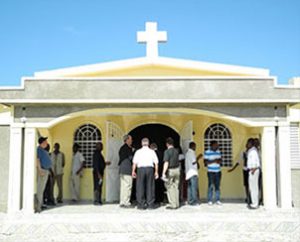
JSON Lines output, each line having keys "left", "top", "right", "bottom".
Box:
{"left": 38, "top": 136, "right": 48, "bottom": 144}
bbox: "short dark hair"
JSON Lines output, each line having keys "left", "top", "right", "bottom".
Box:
{"left": 73, "top": 143, "right": 80, "bottom": 149}
{"left": 210, "top": 140, "right": 218, "bottom": 146}
{"left": 247, "top": 138, "right": 255, "bottom": 146}
{"left": 166, "top": 137, "right": 174, "bottom": 145}
{"left": 189, "top": 142, "right": 196, "bottom": 148}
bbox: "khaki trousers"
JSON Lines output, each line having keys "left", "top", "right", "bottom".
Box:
{"left": 37, "top": 169, "right": 49, "bottom": 211}
{"left": 164, "top": 167, "right": 180, "bottom": 208}
{"left": 120, "top": 174, "right": 133, "bottom": 206}
{"left": 70, "top": 174, "right": 80, "bottom": 201}
{"left": 54, "top": 174, "right": 63, "bottom": 201}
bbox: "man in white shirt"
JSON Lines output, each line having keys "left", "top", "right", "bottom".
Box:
{"left": 246, "top": 138, "right": 261, "bottom": 209}
{"left": 132, "top": 138, "right": 159, "bottom": 209}
{"left": 185, "top": 142, "right": 202, "bottom": 205}
{"left": 70, "top": 143, "right": 85, "bottom": 202}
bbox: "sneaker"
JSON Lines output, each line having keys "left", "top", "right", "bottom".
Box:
{"left": 216, "top": 201, "right": 222, "bottom": 206}
{"left": 208, "top": 201, "right": 213, "bottom": 206}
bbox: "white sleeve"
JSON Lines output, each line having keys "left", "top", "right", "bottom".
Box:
{"left": 133, "top": 151, "right": 138, "bottom": 165}
{"left": 80, "top": 153, "right": 85, "bottom": 163}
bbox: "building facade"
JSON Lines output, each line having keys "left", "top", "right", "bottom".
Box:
{"left": 0, "top": 22, "right": 299, "bottom": 213}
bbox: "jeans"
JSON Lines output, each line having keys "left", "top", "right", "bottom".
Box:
{"left": 187, "top": 175, "right": 199, "bottom": 205}
{"left": 207, "top": 172, "right": 221, "bottom": 202}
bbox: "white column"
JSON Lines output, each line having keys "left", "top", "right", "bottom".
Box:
{"left": 261, "top": 126, "right": 277, "bottom": 209}
{"left": 278, "top": 125, "right": 292, "bottom": 208}
{"left": 22, "top": 127, "right": 37, "bottom": 214}
{"left": 7, "top": 127, "right": 23, "bottom": 214}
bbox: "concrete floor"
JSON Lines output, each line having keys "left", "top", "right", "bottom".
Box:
{"left": 0, "top": 202, "right": 299, "bottom": 242}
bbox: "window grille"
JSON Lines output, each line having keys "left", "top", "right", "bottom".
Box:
{"left": 74, "top": 124, "right": 102, "bottom": 168}
{"left": 204, "top": 123, "right": 232, "bottom": 167}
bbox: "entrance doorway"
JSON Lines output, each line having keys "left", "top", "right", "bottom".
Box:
{"left": 129, "top": 123, "right": 181, "bottom": 203}
{"left": 129, "top": 123, "right": 180, "bottom": 152}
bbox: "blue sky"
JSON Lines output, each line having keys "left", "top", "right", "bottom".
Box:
{"left": 0, "top": 0, "right": 299, "bottom": 86}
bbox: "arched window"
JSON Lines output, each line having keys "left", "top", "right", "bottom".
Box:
{"left": 74, "top": 124, "right": 102, "bottom": 168}
{"left": 204, "top": 123, "right": 232, "bottom": 167}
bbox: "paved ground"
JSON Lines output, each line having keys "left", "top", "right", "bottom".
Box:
{"left": 0, "top": 202, "right": 299, "bottom": 242}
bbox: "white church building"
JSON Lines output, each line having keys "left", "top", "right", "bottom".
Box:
{"left": 0, "top": 22, "right": 299, "bottom": 214}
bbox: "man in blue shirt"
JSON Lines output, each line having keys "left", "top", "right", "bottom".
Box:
{"left": 36, "top": 136, "right": 52, "bottom": 212}
{"left": 204, "top": 140, "right": 222, "bottom": 205}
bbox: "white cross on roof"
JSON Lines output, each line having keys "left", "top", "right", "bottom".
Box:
{"left": 137, "top": 22, "right": 167, "bottom": 59}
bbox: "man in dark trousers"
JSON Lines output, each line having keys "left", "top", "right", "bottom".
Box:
{"left": 93, "top": 142, "right": 106, "bottom": 205}
{"left": 93, "top": 142, "right": 109, "bottom": 205}
{"left": 132, "top": 138, "right": 159, "bottom": 209}
{"left": 119, "top": 135, "right": 134, "bottom": 208}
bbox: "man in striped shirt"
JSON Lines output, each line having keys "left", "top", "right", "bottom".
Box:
{"left": 204, "top": 140, "right": 222, "bottom": 205}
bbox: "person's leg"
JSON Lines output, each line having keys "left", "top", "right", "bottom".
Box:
{"left": 249, "top": 169, "right": 260, "bottom": 207}
{"left": 215, "top": 172, "right": 221, "bottom": 202}
{"left": 165, "top": 169, "right": 175, "bottom": 207}
{"left": 93, "top": 171, "right": 99, "bottom": 203}
{"left": 43, "top": 174, "right": 51, "bottom": 204}
{"left": 99, "top": 181, "right": 103, "bottom": 203}
{"left": 146, "top": 168, "right": 155, "bottom": 207}
{"left": 74, "top": 174, "right": 80, "bottom": 201}
{"left": 120, "top": 174, "right": 125, "bottom": 205}
{"left": 168, "top": 168, "right": 180, "bottom": 208}
{"left": 124, "top": 175, "right": 133, "bottom": 206}
{"left": 57, "top": 174, "right": 63, "bottom": 202}
{"left": 259, "top": 170, "right": 263, "bottom": 205}
{"left": 136, "top": 168, "right": 146, "bottom": 208}
{"left": 190, "top": 176, "right": 199, "bottom": 204}
{"left": 36, "top": 170, "right": 49, "bottom": 212}
{"left": 48, "top": 175, "right": 55, "bottom": 204}
{"left": 207, "top": 172, "right": 213, "bottom": 203}
{"left": 187, "top": 178, "right": 192, "bottom": 204}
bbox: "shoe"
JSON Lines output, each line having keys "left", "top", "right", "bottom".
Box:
{"left": 248, "top": 205, "right": 259, "bottom": 209}
{"left": 148, "top": 204, "right": 160, "bottom": 210}
{"left": 216, "top": 201, "right": 222, "bottom": 206}
{"left": 208, "top": 201, "right": 213, "bottom": 206}
{"left": 71, "top": 199, "right": 77, "bottom": 203}
{"left": 57, "top": 199, "right": 63, "bottom": 204}
{"left": 47, "top": 201, "right": 56, "bottom": 206}
{"left": 137, "top": 205, "right": 147, "bottom": 210}
{"left": 189, "top": 202, "right": 200, "bottom": 206}
{"left": 41, "top": 204, "right": 47, "bottom": 210}
{"left": 166, "top": 206, "right": 178, "bottom": 210}
{"left": 123, "top": 204, "right": 135, "bottom": 208}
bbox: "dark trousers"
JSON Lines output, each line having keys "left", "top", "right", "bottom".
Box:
{"left": 43, "top": 173, "right": 54, "bottom": 204}
{"left": 243, "top": 170, "right": 252, "bottom": 205}
{"left": 93, "top": 171, "right": 103, "bottom": 203}
{"left": 136, "top": 167, "right": 155, "bottom": 208}
{"left": 155, "top": 178, "right": 165, "bottom": 203}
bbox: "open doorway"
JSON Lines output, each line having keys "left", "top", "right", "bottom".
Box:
{"left": 129, "top": 123, "right": 180, "bottom": 152}
{"left": 129, "top": 123, "right": 181, "bottom": 203}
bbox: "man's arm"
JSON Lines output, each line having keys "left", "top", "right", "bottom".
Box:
{"left": 154, "top": 163, "right": 159, "bottom": 179}
{"left": 228, "top": 162, "right": 239, "bottom": 173}
{"left": 76, "top": 162, "right": 84, "bottom": 175}
{"left": 162, "top": 161, "right": 169, "bottom": 178}
{"left": 62, "top": 153, "right": 65, "bottom": 167}
{"left": 132, "top": 163, "right": 137, "bottom": 178}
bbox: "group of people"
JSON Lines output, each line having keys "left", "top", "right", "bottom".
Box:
{"left": 36, "top": 134, "right": 262, "bottom": 213}
{"left": 36, "top": 137, "right": 107, "bottom": 212}
{"left": 118, "top": 135, "right": 220, "bottom": 210}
